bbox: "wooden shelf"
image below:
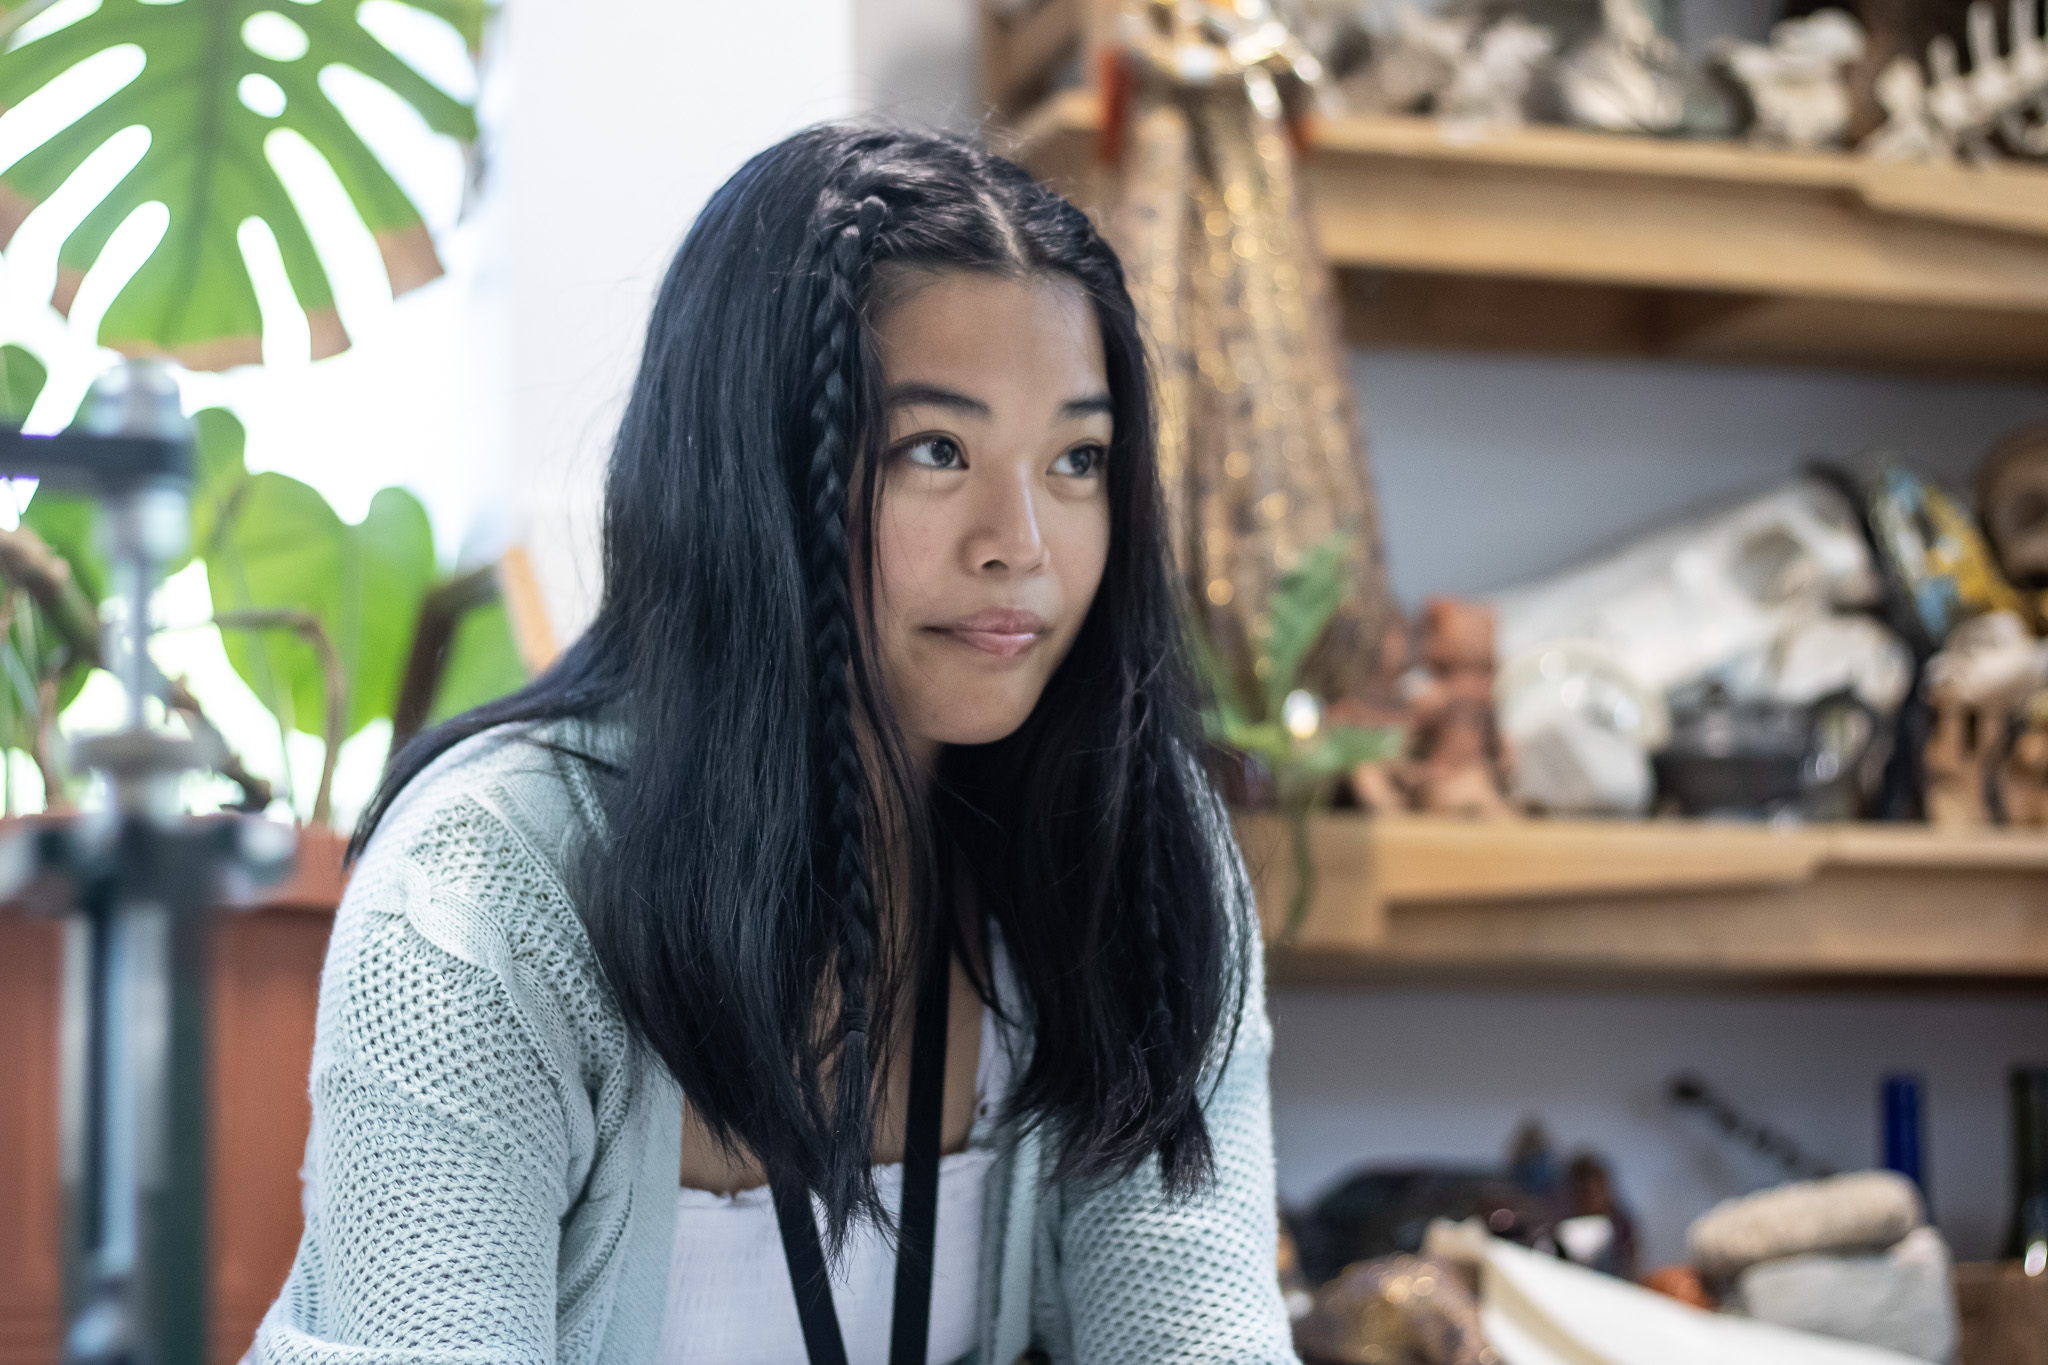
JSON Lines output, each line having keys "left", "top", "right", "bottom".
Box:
{"left": 1238, "top": 814, "right": 2048, "bottom": 988}
{"left": 1001, "top": 90, "right": 2048, "bottom": 376}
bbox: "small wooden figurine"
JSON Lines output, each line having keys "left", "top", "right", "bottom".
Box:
{"left": 1998, "top": 692, "right": 2048, "bottom": 828}
{"left": 1924, "top": 611, "right": 2048, "bottom": 826}
{"left": 1402, "top": 598, "right": 1517, "bottom": 817}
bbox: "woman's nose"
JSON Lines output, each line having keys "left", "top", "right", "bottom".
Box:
{"left": 967, "top": 471, "right": 1046, "bottom": 574}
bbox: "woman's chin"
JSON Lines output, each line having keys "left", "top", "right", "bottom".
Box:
{"left": 913, "top": 705, "right": 1039, "bottom": 753}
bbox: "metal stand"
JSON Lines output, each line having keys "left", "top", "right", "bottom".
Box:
{"left": 0, "top": 361, "right": 293, "bottom": 1365}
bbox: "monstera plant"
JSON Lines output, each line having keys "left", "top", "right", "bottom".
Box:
{"left": 0, "top": 0, "right": 522, "bottom": 821}
{"left": 0, "top": 0, "right": 486, "bottom": 363}
{"left": 1199, "top": 535, "right": 1403, "bottom": 940}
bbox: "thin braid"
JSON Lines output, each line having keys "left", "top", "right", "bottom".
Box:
{"left": 1132, "top": 689, "right": 1175, "bottom": 1077}
{"left": 1128, "top": 680, "right": 1206, "bottom": 1185}
{"left": 805, "top": 191, "right": 890, "bottom": 1219}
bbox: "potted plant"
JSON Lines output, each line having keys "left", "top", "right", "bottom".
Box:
{"left": 0, "top": 0, "right": 519, "bottom": 861}
{"left": 1197, "top": 535, "right": 1404, "bottom": 941}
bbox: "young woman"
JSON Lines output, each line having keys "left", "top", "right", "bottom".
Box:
{"left": 256, "top": 125, "right": 1296, "bottom": 1365}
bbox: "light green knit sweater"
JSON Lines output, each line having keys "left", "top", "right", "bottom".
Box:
{"left": 252, "top": 719, "right": 1298, "bottom": 1365}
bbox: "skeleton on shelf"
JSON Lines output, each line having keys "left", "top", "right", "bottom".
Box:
{"left": 1862, "top": 0, "right": 2048, "bottom": 160}
{"left": 1923, "top": 610, "right": 2048, "bottom": 825}
{"left": 1333, "top": 0, "right": 1480, "bottom": 113}
{"left": 2002, "top": 690, "right": 2048, "bottom": 827}
{"left": 1554, "top": 0, "right": 1687, "bottom": 133}
{"left": 1443, "top": 14, "right": 1559, "bottom": 123}
{"left": 1715, "top": 8, "right": 1870, "bottom": 149}
{"left": 1489, "top": 478, "right": 1909, "bottom": 816}
{"left": 1331, "top": 0, "right": 1556, "bottom": 125}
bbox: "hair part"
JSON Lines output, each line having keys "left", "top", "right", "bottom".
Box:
{"left": 357, "top": 124, "right": 1247, "bottom": 1245}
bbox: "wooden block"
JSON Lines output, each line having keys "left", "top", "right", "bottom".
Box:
{"left": 1956, "top": 1261, "right": 2048, "bottom": 1365}
{"left": 1373, "top": 816, "right": 1825, "bottom": 902}
{"left": 1236, "top": 813, "right": 1387, "bottom": 951}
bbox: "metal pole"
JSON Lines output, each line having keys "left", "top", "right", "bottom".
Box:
{"left": 0, "top": 359, "right": 293, "bottom": 1365}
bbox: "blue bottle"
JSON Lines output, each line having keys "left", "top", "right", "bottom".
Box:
{"left": 1881, "top": 1072, "right": 1930, "bottom": 1214}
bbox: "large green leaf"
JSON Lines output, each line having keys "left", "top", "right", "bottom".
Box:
{"left": 425, "top": 591, "right": 524, "bottom": 725}
{"left": 188, "top": 403, "right": 250, "bottom": 558}
{"left": 0, "top": 341, "right": 46, "bottom": 419}
{"left": 347, "top": 483, "right": 433, "bottom": 728}
{"left": 0, "top": 0, "right": 487, "bottom": 367}
{"left": 205, "top": 458, "right": 433, "bottom": 739}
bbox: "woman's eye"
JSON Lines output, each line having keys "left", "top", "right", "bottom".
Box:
{"left": 901, "top": 437, "right": 964, "bottom": 470}
{"left": 1053, "top": 443, "right": 1106, "bottom": 477}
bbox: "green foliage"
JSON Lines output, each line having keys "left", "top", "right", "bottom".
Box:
{"left": 197, "top": 410, "right": 435, "bottom": 739}
{"left": 0, "top": 346, "right": 98, "bottom": 772}
{"left": 0, "top": 342, "right": 47, "bottom": 420}
{"left": 1259, "top": 537, "right": 1348, "bottom": 722}
{"left": 0, "top": 0, "right": 488, "bottom": 364}
{"left": 1196, "top": 532, "right": 1403, "bottom": 939}
{"left": 426, "top": 594, "right": 523, "bottom": 726}
{"left": 0, "top": 369, "right": 528, "bottom": 808}
{"left": 1201, "top": 532, "right": 1403, "bottom": 784}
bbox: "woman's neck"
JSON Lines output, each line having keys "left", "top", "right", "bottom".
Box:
{"left": 903, "top": 733, "right": 940, "bottom": 785}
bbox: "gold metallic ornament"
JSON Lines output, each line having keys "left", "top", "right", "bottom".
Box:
{"left": 1108, "top": 0, "right": 1396, "bottom": 702}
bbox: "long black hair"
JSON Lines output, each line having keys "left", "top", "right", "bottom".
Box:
{"left": 358, "top": 125, "right": 1246, "bottom": 1245}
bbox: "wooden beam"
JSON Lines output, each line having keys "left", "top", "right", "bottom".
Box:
{"left": 1363, "top": 863, "right": 2048, "bottom": 979}
{"left": 1238, "top": 814, "right": 1386, "bottom": 949}
{"left": 1247, "top": 815, "right": 2048, "bottom": 986}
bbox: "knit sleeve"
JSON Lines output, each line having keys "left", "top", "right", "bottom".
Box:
{"left": 253, "top": 789, "right": 597, "bottom": 1365}
{"left": 1047, "top": 879, "right": 1299, "bottom": 1362}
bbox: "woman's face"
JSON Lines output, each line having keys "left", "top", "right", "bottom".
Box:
{"left": 868, "top": 269, "right": 1113, "bottom": 765}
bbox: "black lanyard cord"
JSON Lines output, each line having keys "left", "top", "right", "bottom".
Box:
{"left": 775, "top": 945, "right": 953, "bottom": 1365}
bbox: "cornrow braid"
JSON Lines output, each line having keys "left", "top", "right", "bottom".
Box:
{"left": 1126, "top": 685, "right": 1198, "bottom": 1173}
{"left": 804, "top": 190, "right": 891, "bottom": 1237}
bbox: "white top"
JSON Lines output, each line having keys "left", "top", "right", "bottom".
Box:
{"left": 657, "top": 997, "right": 1011, "bottom": 1365}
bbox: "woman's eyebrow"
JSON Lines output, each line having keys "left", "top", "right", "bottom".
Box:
{"left": 885, "top": 382, "right": 990, "bottom": 417}
{"left": 1061, "top": 394, "right": 1113, "bottom": 419}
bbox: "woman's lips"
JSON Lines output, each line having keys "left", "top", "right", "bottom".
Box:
{"left": 927, "top": 608, "right": 1050, "bottom": 658}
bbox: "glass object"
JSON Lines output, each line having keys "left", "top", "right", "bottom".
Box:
{"left": 2005, "top": 1065, "right": 2048, "bottom": 1274}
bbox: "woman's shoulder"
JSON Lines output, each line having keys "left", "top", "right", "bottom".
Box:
{"left": 340, "top": 713, "right": 627, "bottom": 1013}
{"left": 365, "top": 713, "right": 620, "bottom": 880}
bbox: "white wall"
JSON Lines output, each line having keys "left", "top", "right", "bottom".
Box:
{"left": 504, "top": 0, "right": 858, "bottom": 643}
{"left": 1361, "top": 347, "right": 2048, "bottom": 605}
{"left": 850, "top": 0, "right": 2048, "bottom": 1271}
{"left": 857, "top": 0, "right": 982, "bottom": 131}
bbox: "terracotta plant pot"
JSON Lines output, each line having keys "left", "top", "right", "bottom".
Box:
{"left": 0, "top": 820, "right": 348, "bottom": 1365}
